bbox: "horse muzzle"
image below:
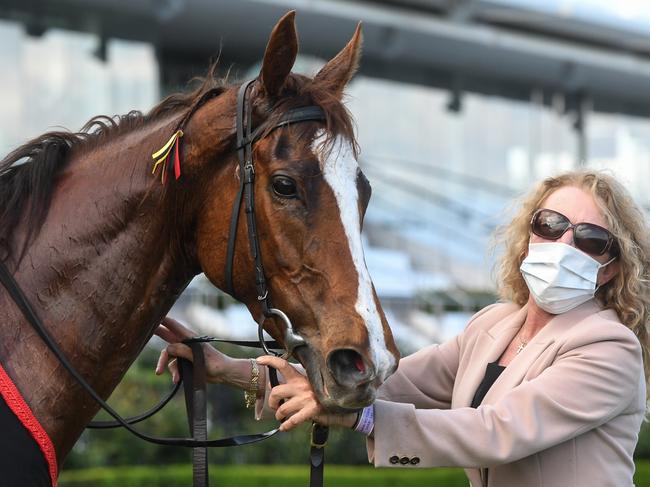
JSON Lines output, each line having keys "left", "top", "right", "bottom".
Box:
{"left": 294, "top": 344, "right": 380, "bottom": 412}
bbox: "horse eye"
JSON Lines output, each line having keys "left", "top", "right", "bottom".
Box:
{"left": 272, "top": 175, "right": 297, "bottom": 198}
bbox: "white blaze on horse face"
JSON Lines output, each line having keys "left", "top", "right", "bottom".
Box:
{"left": 314, "top": 131, "right": 395, "bottom": 380}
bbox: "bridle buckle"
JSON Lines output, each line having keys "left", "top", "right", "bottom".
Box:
{"left": 310, "top": 422, "right": 329, "bottom": 449}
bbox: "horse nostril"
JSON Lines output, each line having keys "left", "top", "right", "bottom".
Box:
{"left": 353, "top": 354, "right": 365, "bottom": 373}
{"left": 327, "top": 349, "right": 374, "bottom": 388}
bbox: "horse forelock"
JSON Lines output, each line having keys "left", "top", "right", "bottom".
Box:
{"left": 260, "top": 73, "right": 359, "bottom": 161}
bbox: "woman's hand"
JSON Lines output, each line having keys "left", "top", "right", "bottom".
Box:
{"left": 154, "top": 317, "right": 230, "bottom": 384}
{"left": 257, "top": 355, "right": 358, "bottom": 432}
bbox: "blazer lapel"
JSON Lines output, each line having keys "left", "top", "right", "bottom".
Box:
{"left": 454, "top": 305, "right": 527, "bottom": 408}
{"left": 482, "top": 299, "right": 603, "bottom": 405}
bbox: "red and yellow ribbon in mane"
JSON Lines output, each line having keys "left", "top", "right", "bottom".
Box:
{"left": 151, "top": 130, "right": 183, "bottom": 183}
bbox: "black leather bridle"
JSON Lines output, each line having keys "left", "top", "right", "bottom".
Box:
{"left": 225, "top": 78, "right": 323, "bottom": 355}
{"left": 0, "top": 78, "right": 332, "bottom": 487}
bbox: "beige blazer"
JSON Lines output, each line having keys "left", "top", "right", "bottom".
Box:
{"left": 367, "top": 300, "right": 646, "bottom": 487}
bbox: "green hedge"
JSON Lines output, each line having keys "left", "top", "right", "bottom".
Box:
{"left": 58, "top": 463, "right": 650, "bottom": 487}
{"left": 57, "top": 465, "right": 465, "bottom": 487}
{"left": 637, "top": 462, "right": 650, "bottom": 487}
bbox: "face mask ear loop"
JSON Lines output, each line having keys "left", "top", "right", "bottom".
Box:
{"left": 594, "top": 256, "right": 617, "bottom": 292}
{"left": 599, "top": 255, "right": 617, "bottom": 269}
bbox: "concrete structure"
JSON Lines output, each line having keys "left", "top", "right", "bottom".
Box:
{"left": 3, "top": 0, "right": 650, "bottom": 121}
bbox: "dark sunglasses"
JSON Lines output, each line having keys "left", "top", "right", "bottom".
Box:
{"left": 530, "top": 208, "right": 619, "bottom": 257}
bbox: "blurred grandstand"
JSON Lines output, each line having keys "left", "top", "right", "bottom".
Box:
{"left": 2, "top": 0, "right": 650, "bottom": 352}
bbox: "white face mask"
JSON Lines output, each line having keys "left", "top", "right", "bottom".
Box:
{"left": 520, "top": 242, "right": 616, "bottom": 315}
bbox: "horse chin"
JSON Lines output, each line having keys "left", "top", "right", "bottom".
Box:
{"left": 293, "top": 345, "right": 376, "bottom": 413}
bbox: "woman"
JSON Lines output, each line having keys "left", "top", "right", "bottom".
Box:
{"left": 157, "top": 170, "right": 650, "bottom": 486}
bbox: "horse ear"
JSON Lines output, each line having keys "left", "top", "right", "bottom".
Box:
{"left": 314, "top": 23, "right": 362, "bottom": 97}
{"left": 260, "top": 11, "right": 298, "bottom": 98}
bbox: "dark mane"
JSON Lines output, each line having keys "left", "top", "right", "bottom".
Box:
{"left": 0, "top": 64, "right": 229, "bottom": 264}
{"left": 0, "top": 64, "right": 359, "bottom": 265}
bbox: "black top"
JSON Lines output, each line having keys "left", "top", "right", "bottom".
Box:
{"left": 471, "top": 361, "right": 506, "bottom": 408}
{"left": 0, "top": 393, "right": 51, "bottom": 486}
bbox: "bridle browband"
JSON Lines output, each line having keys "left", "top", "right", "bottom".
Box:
{"left": 0, "top": 78, "right": 332, "bottom": 487}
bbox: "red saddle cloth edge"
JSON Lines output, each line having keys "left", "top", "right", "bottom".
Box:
{"left": 0, "top": 362, "right": 58, "bottom": 487}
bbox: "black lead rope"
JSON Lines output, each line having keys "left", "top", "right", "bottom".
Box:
{"left": 184, "top": 341, "right": 209, "bottom": 487}
{"left": 310, "top": 423, "right": 329, "bottom": 487}
{"left": 86, "top": 336, "right": 281, "bottom": 429}
{"left": 179, "top": 337, "right": 284, "bottom": 487}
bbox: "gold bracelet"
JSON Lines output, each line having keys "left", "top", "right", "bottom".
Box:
{"left": 244, "top": 358, "right": 259, "bottom": 409}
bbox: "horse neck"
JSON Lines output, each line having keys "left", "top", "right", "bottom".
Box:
{"left": 0, "top": 116, "right": 207, "bottom": 461}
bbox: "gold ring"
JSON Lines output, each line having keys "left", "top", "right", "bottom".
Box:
{"left": 168, "top": 358, "right": 177, "bottom": 368}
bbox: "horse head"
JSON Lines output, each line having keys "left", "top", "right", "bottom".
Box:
{"left": 180, "top": 12, "right": 399, "bottom": 410}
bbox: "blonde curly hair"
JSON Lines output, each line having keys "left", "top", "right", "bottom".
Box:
{"left": 494, "top": 170, "right": 650, "bottom": 397}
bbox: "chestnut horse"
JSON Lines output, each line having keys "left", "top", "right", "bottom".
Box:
{"left": 0, "top": 11, "right": 399, "bottom": 478}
